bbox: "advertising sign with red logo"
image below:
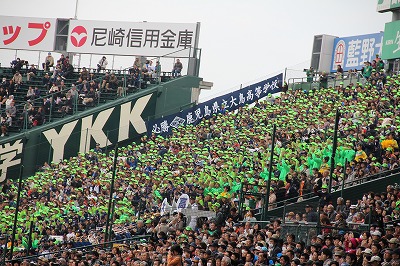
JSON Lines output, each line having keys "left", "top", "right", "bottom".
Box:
{"left": 331, "top": 32, "right": 383, "bottom": 72}
{"left": 67, "top": 20, "right": 198, "bottom": 56}
{"left": 0, "top": 16, "right": 56, "bottom": 51}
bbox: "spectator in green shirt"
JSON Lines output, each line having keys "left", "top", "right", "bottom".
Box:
{"left": 376, "top": 59, "right": 384, "bottom": 72}
{"left": 363, "top": 61, "right": 373, "bottom": 79}
{"left": 306, "top": 67, "right": 315, "bottom": 82}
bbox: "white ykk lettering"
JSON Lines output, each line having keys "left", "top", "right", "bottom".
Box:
{"left": 43, "top": 121, "right": 78, "bottom": 162}
{"left": 80, "top": 108, "right": 114, "bottom": 153}
{"left": 118, "top": 94, "right": 152, "bottom": 141}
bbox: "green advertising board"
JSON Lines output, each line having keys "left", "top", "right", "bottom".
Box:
{"left": 382, "top": 20, "right": 400, "bottom": 60}
{"left": 377, "top": 0, "right": 400, "bottom": 13}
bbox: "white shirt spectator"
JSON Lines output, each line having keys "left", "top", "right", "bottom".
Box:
{"left": 5, "top": 96, "right": 14, "bottom": 108}
{"left": 66, "top": 231, "right": 76, "bottom": 241}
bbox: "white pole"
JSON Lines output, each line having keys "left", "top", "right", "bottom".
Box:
{"left": 74, "top": 0, "right": 79, "bottom": 19}
{"left": 38, "top": 51, "right": 41, "bottom": 68}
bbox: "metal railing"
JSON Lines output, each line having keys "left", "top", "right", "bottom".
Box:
{"left": 328, "top": 73, "right": 366, "bottom": 88}
{"left": 287, "top": 71, "right": 367, "bottom": 91}
{"left": 0, "top": 71, "right": 118, "bottom": 132}
{"left": 278, "top": 167, "right": 400, "bottom": 218}
{"left": 4, "top": 235, "right": 151, "bottom": 264}
{"left": 247, "top": 221, "right": 367, "bottom": 246}
{"left": 240, "top": 166, "right": 400, "bottom": 221}
{"left": 287, "top": 77, "right": 321, "bottom": 91}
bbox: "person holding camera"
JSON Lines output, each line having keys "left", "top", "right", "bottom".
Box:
{"left": 167, "top": 245, "right": 183, "bottom": 266}
{"left": 97, "top": 56, "right": 108, "bottom": 73}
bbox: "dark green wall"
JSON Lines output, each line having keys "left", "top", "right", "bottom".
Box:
{"left": 154, "top": 76, "right": 202, "bottom": 119}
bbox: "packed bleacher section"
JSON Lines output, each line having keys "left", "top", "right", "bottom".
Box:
{"left": 1, "top": 64, "right": 400, "bottom": 265}
{"left": 0, "top": 54, "right": 166, "bottom": 137}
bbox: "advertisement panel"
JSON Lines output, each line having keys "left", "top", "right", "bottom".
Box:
{"left": 67, "top": 20, "right": 198, "bottom": 56}
{"left": 0, "top": 93, "right": 158, "bottom": 182}
{"left": 377, "top": 0, "right": 400, "bottom": 13}
{"left": 331, "top": 32, "right": 383, "bottom": 72}
{"left": 382, "top": 20, "right": 400, "bottom": 60}
{"left": 38, "top": 93, "right": 156, "bottom": 163}
{"left": 147, "top": 73, "right": 283, "bottom": 136}
{"left": 0, "top": 16, "right": 56, "bottom": 51}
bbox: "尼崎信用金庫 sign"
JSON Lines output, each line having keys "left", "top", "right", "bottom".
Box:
{"left": 67, "top": 20, "right": 199, "bottom": 57}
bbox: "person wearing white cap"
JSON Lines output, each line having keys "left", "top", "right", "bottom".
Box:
{"left": 371, "top": 230, "right": 382, "bottom": 241}
{"left": 346, "top": 205, "right": 358, "bottom": 223}
{"left": 316, "top": 234, "right": 324, "bottom": 245}
{"left": 368, "top": 255, "right": 381, "bottom": 266}
{"left": 361, "top": 249, "right": 373, "bottom": 266}
{"left": 388, "top": 238, "right": 399, "bottom": 249}
{"left": 362, "top": 248, "right": 373, "bottom": 256}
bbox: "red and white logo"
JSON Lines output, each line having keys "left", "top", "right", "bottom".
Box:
{"left": 70, "top": 26, "right": 87, "bottom": 47}
{"left": 332, "top": 40, "right": 346, "bottom": 71}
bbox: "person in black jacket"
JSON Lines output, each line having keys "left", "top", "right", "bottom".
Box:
{"left": 42, "top": 97, "right": 52, "bottom": 115}
{"left": 268, "top": 234, "right": 282, "bottom": 261}
{"left": 362, "top": 136, "right": 377, "bottom": 157}
{"left": 32, "top": 106, "right": 45, "bottom": 126}
{"left": 133, "top": 220, "right": 147, "bottom": 235}
{"left": 286, "top": 174, "right": 300, "bottom": 202}
{"left": 27, "top": 64, "right": 37, "bottom": 81}
{"left": 305, "top": 204, "right": 319, "bottom": 223}
{"left": 61, "top": 62, "right": 74, "bottom": 79}
{"left": 1, "top": 178, "right": 12, "bottom": 193}
{"left": 275, "top": 180, "right": 287, "bottom": 206}
{"left": 11, "top": 58, "right": 23, "bottom": 74}
{"left": 314, "top": 184, "right": 333, "bottom": 208}
{"left": 83, "top": 87, "right": 96, "bottom": 106}
{"left": 227, "top": 207, "right": 241, "bottom": 224}
{"left": 42, "top": 72, "right": 51, "bottom": 91}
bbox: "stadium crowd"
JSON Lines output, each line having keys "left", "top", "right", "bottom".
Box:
{"left": 1, "top": 65, "right": 400, "bottom": 265}
{"left": 0, "top": 55, "right": 163, "bottom": 136}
